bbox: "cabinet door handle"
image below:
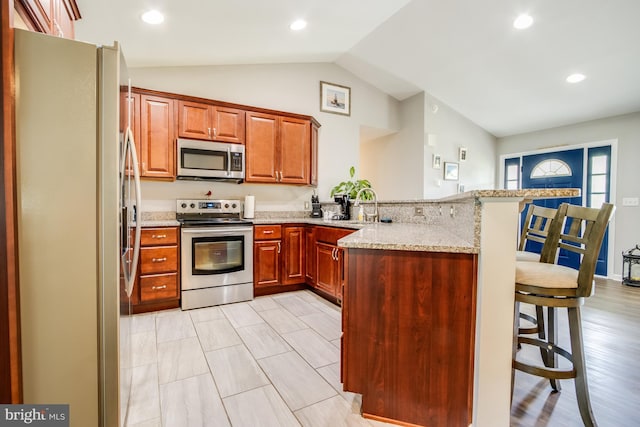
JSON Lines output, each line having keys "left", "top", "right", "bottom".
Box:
{"left": 263, "top": 230, "right": 274, "bottom": 234}
{"left": 331, "top": 248, "right": 336, "bottom": 261}
{"left": 213, "top": 127, "right": 217, "bottom": 137}
{"left": 277, "top": 242, "right": 281, "bottom": 253}
{"left": 208, "top": 127, "right": 212, "bottom": 138}
{"left": 152, "top": 257, "right": 167, "bottom": 263}
{"left": 152, "top": 285, "right": 167, "bottom": 290}
{"left": 152, "top": 234, "right": 167, "bottom": 239}
{"left": 280, "top": 170, "right": 284, "bottom": 181}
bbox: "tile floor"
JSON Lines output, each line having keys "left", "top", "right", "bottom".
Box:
{"left": 120, "top": 290, "right": 395, "bottom": 427}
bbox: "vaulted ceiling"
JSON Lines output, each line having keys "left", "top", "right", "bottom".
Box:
{"left": 75, "top": 0, "right": 640, "bottom": 137}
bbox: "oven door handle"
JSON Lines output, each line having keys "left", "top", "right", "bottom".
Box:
{"left": 182, "top": 227, "right": 253, "bottom": 235}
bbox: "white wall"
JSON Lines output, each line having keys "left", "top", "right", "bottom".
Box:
{"left": 423, "top": 94, "right": 497, "bottom": 198}
{"left": 497, "top": 112, "right": 640, "bottom": 275}
{"left": 130, "top": 63, "right": 400, "bottom": 210}
{"left": 360, "top": 93, "right": 425, "bottom": 199}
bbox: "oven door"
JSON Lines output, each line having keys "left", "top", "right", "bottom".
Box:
{"left": 181, "top": 226, "right": 253, "bottom": 291}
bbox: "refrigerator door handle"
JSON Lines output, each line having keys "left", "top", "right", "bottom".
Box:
{"left": 122, "top": 126, "right": 142, "bottom": 298}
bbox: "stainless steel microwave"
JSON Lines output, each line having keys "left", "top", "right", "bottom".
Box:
{"left": 177, "top": 138, "right": 245, "bottom": 182}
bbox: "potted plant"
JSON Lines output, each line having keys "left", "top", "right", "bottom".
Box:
{"left": 330, "top": 166, "right": 373, "bottom": 200}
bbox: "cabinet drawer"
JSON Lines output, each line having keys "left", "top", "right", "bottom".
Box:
{"left": 315, "top": 226, "right": 354, "bottom": 245}
{"left": 254, "top": 225, "right": 282, "bottom": 240}
{"left": 141, "top": 227, "right": 178, "bottom": 246}
{"left": 140, "top": 246, "right": 178, "bottom": 274}
{"left": 140, "top": 273, "right": 178, "bottom": 302}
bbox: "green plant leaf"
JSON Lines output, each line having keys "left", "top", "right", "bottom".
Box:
{"left": 349, "top": 166, "right": 355, "bottom": 179}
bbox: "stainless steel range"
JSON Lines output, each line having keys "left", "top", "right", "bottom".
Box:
{"left": 177, "top": 199, "right": 253, "bottom": 310}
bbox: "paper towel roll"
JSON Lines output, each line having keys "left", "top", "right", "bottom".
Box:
{"left": 244, "top": 195, "right": 255, "bottom": 219}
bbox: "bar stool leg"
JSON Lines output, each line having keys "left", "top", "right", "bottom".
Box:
{"left": 511, "top": 301, "right": 520, "bottom": 404}
{"left": 568, "top": 306, "right": 598, "bottom": 427}
{"left": 547, "top": 307, "right": 561, "bottom": 392}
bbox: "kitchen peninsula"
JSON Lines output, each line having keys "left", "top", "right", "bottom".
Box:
{"left": 338, "top": 189, "right": 579, "bottom": 427}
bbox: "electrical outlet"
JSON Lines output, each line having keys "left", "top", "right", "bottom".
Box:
{"left": 304, "top": 201, "right": 310, "bottom": 210}
{"left": 414, "top": 207, "right": 424, "bottom": 216}
{"left": 622, "top": 197, "right": 639, "bottom": 207}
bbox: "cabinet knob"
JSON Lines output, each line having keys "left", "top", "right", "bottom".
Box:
{"left": 152, "top": 257, "right": 167, "bottom": 263}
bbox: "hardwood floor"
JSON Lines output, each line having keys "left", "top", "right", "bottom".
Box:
{"left": 511, "top": 278, "right": 640, "bottom": 426}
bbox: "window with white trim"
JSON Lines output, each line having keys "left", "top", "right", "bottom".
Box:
{"left": 530, "top": 159, "right": 572, "bottom": 178}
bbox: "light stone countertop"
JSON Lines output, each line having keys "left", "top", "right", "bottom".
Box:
{"left": 251, "top": 217, "right": 365, "bottom": 229}
{"left": 337, "top": 222, "right": 477, "bottom": 254}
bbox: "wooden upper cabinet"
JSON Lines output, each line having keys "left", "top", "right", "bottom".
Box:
{"left": 213, "top": 107, "right": 245, "bottom": 144}
{"left": 245, "top": 112, "right": 278, "bottom": 183}
{"left": 140, "top": 95, "right": 176, "bottom": 180}
{"left": 245, "top": 113, "right": 312, "bottom": 185}
{"left": 178, "top": 101, "right": 245, "bottom": 144}
{"left": 310, "top": 123, "right": 319, "bottom": 187}
{"left": 16, "top": 0, "right": 79, "bottom": 39}
{"left": 279, "top": 117, "right": 310, "bottom": 184}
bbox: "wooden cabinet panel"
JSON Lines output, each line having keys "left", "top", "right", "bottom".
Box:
{"left": 245, "top": 112, "right": 278, "bottom": 182}
{"left": 212, "top": 107, "right": 245, "bottom": 144}
{"left": 310, "top": 123, "right": 319, "bottom": 187}
{"left": 140, "top": 95, "right": 176, "bottom": 180}
{"left": 140, "top": 227, "right": 178, "bottom": 246}
{"left": 120, "top": 91, "right": 140, "bottom": 176}
{"left": 305, "top": 226, "right": 316, "bottom": 285}
{"left": 254, "top": 241, "right": 281, "bottom": 287}
{"left": 132, "top": 226, "right": 180, "bottom": 312}
{"left": 140, "top": 246, "right": 178, "bottom": 275}
{"left": 279, "top": 117, "right": 309, "bottom": 184}
{"left": 140, "top": 273, "right": 179, "bottom": 302}
{"left": 254, "top": 225, "right": 282, "bottom": 240}
{"left": 16, "top": 0, "right": 78, "bottom": 38}
{"left": 178, "top": 101, "right": 210, "bottom": 140}
{"left": 316, "top": 242, "right": 339, "bottom": 297}
{"left": 343, "top": 249, "right": 477, "bottom": 427}
{"left": 179, "top": 101, "right": 246, "bottom": 144}
{"left": 282, "top": 226, "right": 305, "bottom": 285}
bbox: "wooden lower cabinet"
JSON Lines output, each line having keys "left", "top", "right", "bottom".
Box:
{"left": 254, "top": 225, "right": 306, "bottom": 293}
{"left": 282, "top": 226, "right": 305, "bottom": 285}
{"left": 342, "top": 249, "right": 477, "bottom": 427}
{"left": 130, "top": 227, "right": 180, "bottom": 313}
{"left": 254, "top": 240, "right": 281, "bottom": 287}
{"left": 314, "top": 226, "right": 353, "bottom": 301}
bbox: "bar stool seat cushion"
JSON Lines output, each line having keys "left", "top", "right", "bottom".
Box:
{"left": 516, "top": 250, "right": 541, "bottom": 262}
{"left": 516, "top": 261, "right": 578, "bottom": 289}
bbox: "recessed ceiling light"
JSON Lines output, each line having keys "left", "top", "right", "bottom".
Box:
{"left": 289, "top": 19, "right": 307, "bottom": 31}
{"left": 566, "top": 73, "right": 586, "bottom": 83}
{"left": 142, "top": 10, "right": 164, "bottom": 25}
{"left": 513, "top": 14, "right": 533, "bottom": 30}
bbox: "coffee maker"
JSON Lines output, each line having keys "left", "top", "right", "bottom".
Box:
{"left": 333, "top": 194, "right": 350, "bottom": 220}
{"left": 310, "top": 194, "right": 322, "bottom": 218}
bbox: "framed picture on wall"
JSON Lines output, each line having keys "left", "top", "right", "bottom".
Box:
{"left": 444, "top": 162, "right": 459, "bottom": 181}
{"left": 320, "top": 81, "right": 351, "bottom": 116}
{"left": 459, "top": 147, "right": 468, "bottom": 161}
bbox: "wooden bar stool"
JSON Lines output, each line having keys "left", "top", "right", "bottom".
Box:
{"left": 512, "top": 202, "right": 615, "bottom": 427}
{"left": 516, "top": 204, "right": 559, "bottom": 338}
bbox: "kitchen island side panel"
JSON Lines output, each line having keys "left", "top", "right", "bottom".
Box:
{"left": 342, "top": 248, "right": 477, "bottom": 427}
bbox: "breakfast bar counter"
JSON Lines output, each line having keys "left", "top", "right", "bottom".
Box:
{"left": 337, "top": 189, "right": 579, "bottom": 427}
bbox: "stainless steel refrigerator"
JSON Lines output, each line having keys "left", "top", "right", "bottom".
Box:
{"left": 14, "top": 29, "right": 141, "bottom": 427}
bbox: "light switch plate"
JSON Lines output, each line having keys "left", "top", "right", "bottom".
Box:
{"left": 622, "top": 197, "right": 639, "bottom": 206}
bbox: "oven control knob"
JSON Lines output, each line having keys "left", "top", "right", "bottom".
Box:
{"left": 225, "top": 203, "right": 230, "bottom": 208}
{"left": 181, "top": 203, "right": 187, "bottom": 209}
{"left": 190, "top": 203, "right": 196, "bottom": 209}
{"left": 232, "top": 203, "right": 237, "bottom": 208}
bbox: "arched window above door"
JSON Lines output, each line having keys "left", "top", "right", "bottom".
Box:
{"left": 530, "top": 159, "right": 572, "bottom": 178}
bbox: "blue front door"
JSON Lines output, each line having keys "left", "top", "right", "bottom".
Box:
{"left": 521, "top": 149, "right": 584, "bottom": 270}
